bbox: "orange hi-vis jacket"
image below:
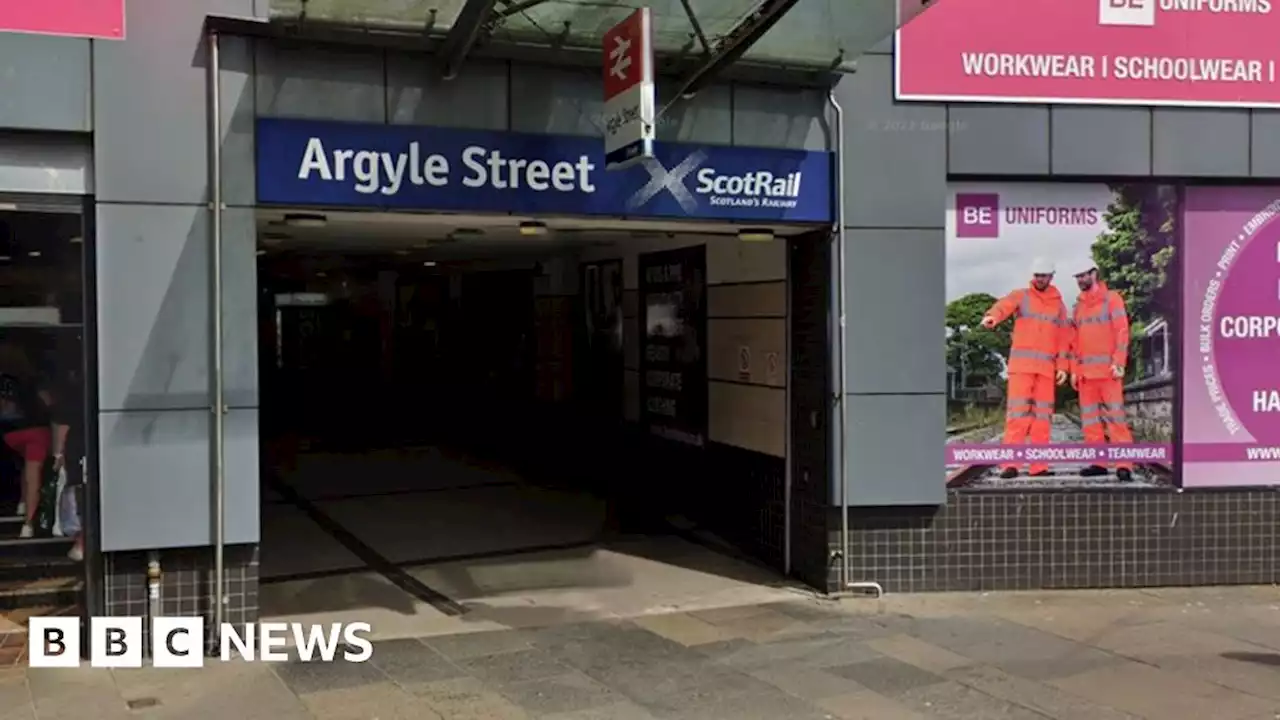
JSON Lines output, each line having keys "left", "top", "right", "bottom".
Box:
{"left": 985, "top": 284, "right": 1072, "bottom": 378}
{"left": 1070, "top": 282, "right": 1129, "bottom": 380}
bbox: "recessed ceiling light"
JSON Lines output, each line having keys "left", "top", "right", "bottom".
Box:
{"left": 69, "top": 236, "right": 82, "bottom": 244}
{"left": 519, "top": 221, "right": 548, "bottom": 237}
{"left": 0, "top": 255, "right": 10, "bottom": 262}
{"left": 422, "top": 261, "right": 437, "bottom": 267}
{"left": 27, "top": 250, "right": 41, "bottom": 257}
{"left": 737, "top": 228, "right": 775, "bottom": 242}
{"left": 316, "top": 271, "right": 327, "bottom": 278}
{"left": 283, "top": 213, "right": 327, "bottom": 228}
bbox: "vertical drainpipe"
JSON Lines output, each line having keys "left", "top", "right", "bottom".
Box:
{"left": 827, "top": 88, "right": 883, "bottom": 600}
{"left": 206, "top": 29, "right": 227, "bottom": 642}
{"left": 826, "top": 90, "right": 851, "bottom": 591}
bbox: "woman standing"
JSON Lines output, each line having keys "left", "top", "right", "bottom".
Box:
{"left": 0, "top": 374, "right": 50, "bottom": 538}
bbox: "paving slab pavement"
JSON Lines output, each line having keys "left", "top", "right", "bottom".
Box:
{"left": 8, "top": 586, "right": 1280, "bottom": 719}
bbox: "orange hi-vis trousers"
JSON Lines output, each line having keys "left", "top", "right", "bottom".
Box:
{"left": 1002, "top": 372, "right": 1054, "bottom": 474}
{"left": 1077, "top": 376, "right": 1134, "bottom": 469}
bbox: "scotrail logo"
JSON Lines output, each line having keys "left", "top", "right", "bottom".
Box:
{"left": 29, "top": 617, "right": 374, "bottom": 667}
{"left": 626, "top": 151, "right": 804, "bottom": 214}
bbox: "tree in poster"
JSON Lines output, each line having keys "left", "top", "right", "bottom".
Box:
{"left": 1091, "top": 185, "right": 1177, "bottom": 382}
{"left": 945, "top": 292, "right": 1009, "bottom": 390}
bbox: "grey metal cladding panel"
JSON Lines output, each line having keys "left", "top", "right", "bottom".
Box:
{"left": 731, "top": 85, "right": 828, "bottom": 150}
{"left": 840, "top": 393, "right": 946, "bottom": 506}
{"left": 509, "top": 65, "right": 602, "bottom": 136}
{"left": 96, "top": 204, "right": 259, "bottom": 412}
{"left": 1152, "top": 108, "right": 1250, "bottom": 176}
{"left": 1250, "top": 111, "right": 1280, "bottom": 177}
{"left": 221, "top": 36, "right": 257, "bottom": 207}
{"left": 0, "top": 133, "right": 93, "bottom": 195}
{"left": 0, "top": 34, "right": 90, "bottom": 132}
{"left": 96, "top": 203, "right": 207, "bottom": 412}
{"left": 98, "top": 407, "right": 259, "bottom": 552}
{"left": 844, "top": 228, "right": 945, "bottom": 395}
{"left": 1050, "top": 106, "right": 1151, "bottom": 176}
{"left": 93, "top": 0, "right": 258, "bottom": 205}
{"left": 255, "top": 43, "right": 386, "bottom": 122}
{"left": 657, "top": 84, "right": 731, "bottom": 145}
{"left": 387, "top": 56, "right": 508, "bottom": 130}
{"left": 220, "top": 208, "right": 260, "bottom": 408}
{"left": 948, "top": 105, "right": 1050, "bottom": 175}
{"left": 836, "top": 56, "right": 946, "bottom": 229}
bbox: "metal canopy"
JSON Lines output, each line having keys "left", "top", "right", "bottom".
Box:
{"left": 436, "top": 0, "right": 806, "bottom": 97}
{"left": 263, "top": 0, "right": 935, "bottom": 76}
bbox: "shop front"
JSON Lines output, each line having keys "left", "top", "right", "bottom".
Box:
{"left": 0, "top": 135, "right": 98, "bottom": 618}
{"left": 823, "top": 0, "right": 1280, "bottom": 594}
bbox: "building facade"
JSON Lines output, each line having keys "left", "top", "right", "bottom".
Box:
{"left": 1, "top": 0, "right": 1277, "bottom": 632}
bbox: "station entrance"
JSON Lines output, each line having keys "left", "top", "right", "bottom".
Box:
{"left": 254, "top": 209, "right": 814, "bottom": 634}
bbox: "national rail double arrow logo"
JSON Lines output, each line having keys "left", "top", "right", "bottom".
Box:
{"left": 609, "top": 35, "right": 632, "bottom": 81}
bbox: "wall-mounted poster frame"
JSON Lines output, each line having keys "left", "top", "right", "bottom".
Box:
{"left": 638, "top": 245, "right": 707, "bottom": 448}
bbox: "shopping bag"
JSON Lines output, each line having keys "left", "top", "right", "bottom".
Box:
{"left": 56, "top": 473, "right": 79, "bottom": 538}
{"left": 34, "top": 463, "right": 59, "bottom": 537}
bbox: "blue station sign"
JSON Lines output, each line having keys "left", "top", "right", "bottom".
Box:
{"left": 255, "top": 118, "right": 833, "bottom": 224}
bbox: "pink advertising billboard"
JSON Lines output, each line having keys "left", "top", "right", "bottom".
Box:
{"left": 0, "top": 1, "right": 125, "bottom": 40}
{"left": 1180, "top": 187, "right": 1280, "bottom": 487}
{"left": 896, "top": 0, "right": 1280, "bottom": 108}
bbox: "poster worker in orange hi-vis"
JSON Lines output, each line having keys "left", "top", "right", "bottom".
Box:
{"left": 1069, "top": 259, "right": 1135, "bottom": 482}
{"left": 979, "top": 257, "right": 1072, "bottom": 479}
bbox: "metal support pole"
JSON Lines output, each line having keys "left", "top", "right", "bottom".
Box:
{"left": 676, "top": 0, "right": 711, "bottom": 53}
{"left": 827, "top": 90, "right": 851, "bottom": 590}
{"left": 439, "top": 0, "right": 500, "bottom": 80}
{"left": 497, "top": 0, "right": 551, "bottom": 19}
{"left": 206, "top": 30, "right": 227, "bottom": 641}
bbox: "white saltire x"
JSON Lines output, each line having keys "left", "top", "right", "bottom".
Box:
{"left": 626, "top": 151, "right": 707, "bottom": 214}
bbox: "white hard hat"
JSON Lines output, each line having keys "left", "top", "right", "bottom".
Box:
{"left": 1029, "top": 257, "right": 1055, "bottom": 275}
{"left": 1072, "top": 259, "right": 1098, "bottom": 276}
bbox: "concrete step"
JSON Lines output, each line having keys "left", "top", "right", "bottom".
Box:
{"left": 0, "top": 554, "right": 81, "bottom": 582}
{"left": 0, "top": 576, "right": 82, "bottom": 611}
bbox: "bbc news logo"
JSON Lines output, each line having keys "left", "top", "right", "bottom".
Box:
{"left": 28, "top": 617, "right": 373, "bottom": 667}
{"left": 955, "top": 193, "right": 999, "bottom": 238}
{"left": 1099, "top": 0, "right": 1155, "bottom": 26}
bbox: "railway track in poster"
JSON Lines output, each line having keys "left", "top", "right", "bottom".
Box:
{"left": 945, "top": 414, "right": 1174, "bottom": 489}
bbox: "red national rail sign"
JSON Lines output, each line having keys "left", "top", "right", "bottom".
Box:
{"left": 0, "top": 1, "right": 126, "bottom": 40}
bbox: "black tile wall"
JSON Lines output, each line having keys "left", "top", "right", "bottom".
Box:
{"left": 618, "top": 431, "right": 787, "bottom": 572}
{"left": 829, "top": 489, "right": 1280, "bottom": 593}
{"left": 103, "top": 543, "right": 259, "bottom": 652}
{"left": 703, "top": 443, "right": 787, "bottom": 569}
{"left": 788, "top": 233, "right": 834, "bottom": 590}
